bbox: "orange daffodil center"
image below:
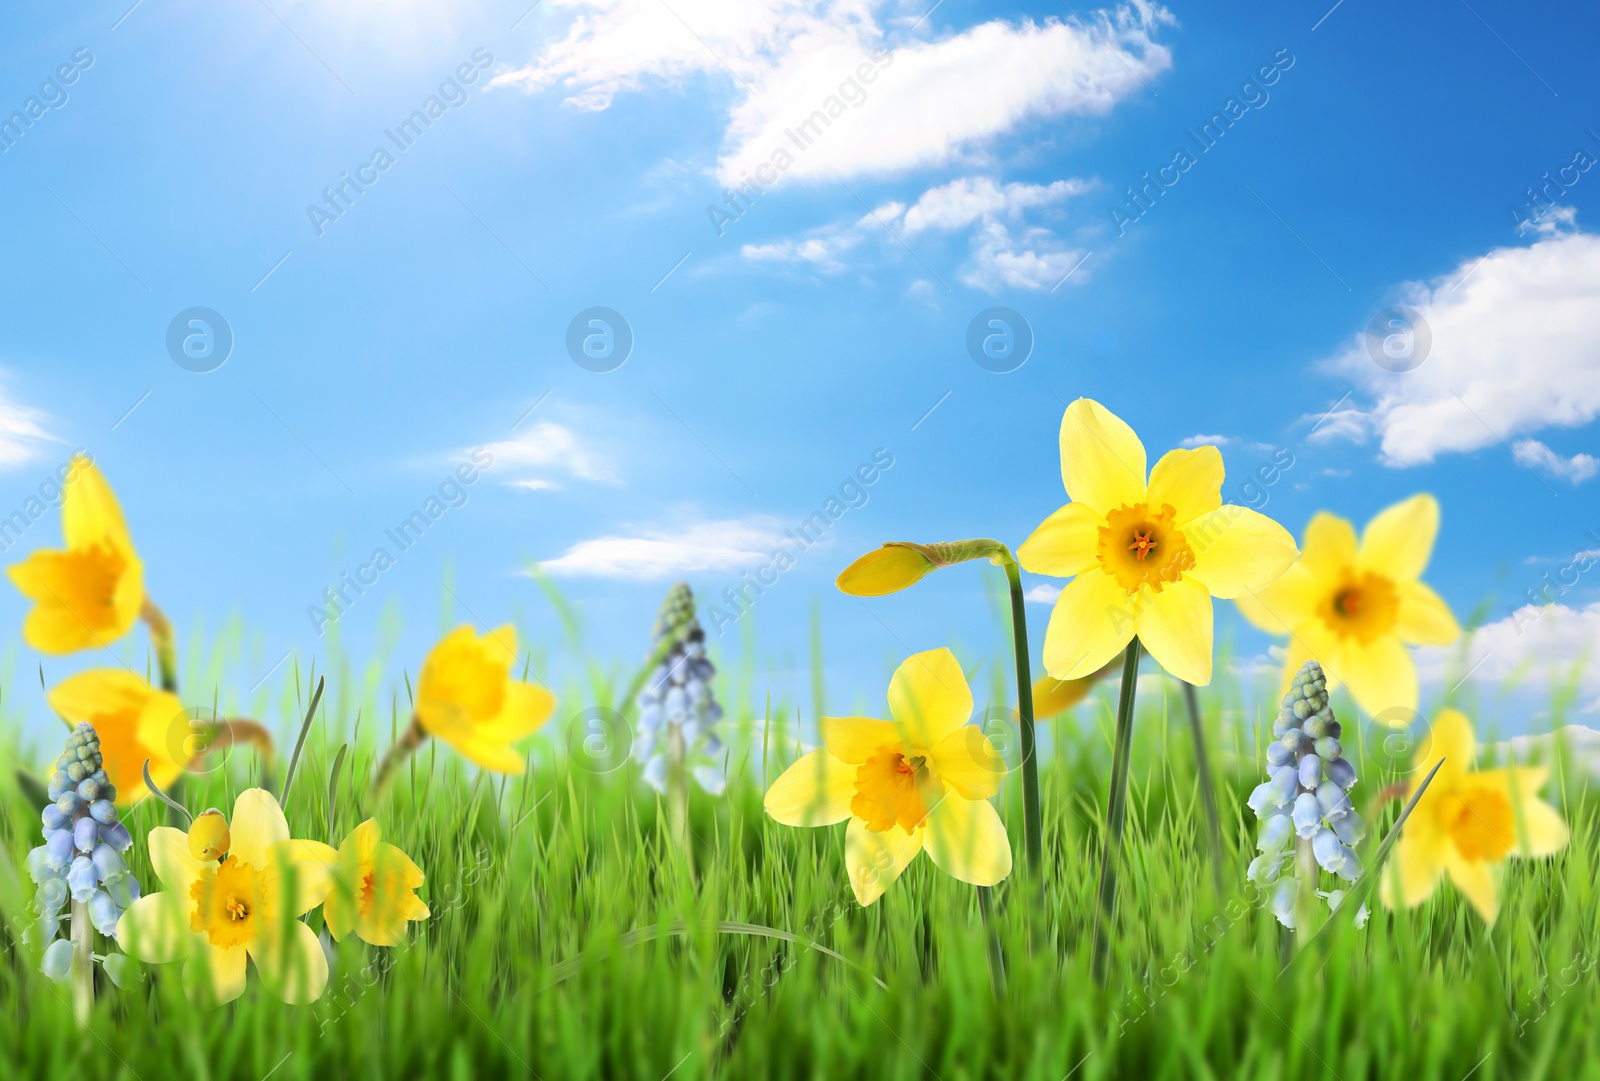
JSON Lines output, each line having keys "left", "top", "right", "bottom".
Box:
{"left": 1018, "top": 399, "right": 1299, "bottom": 686}
{"left": 1235, "top": 494, "right": 1462, "bottom": 721}
{"left": 852, "top": 746, "right": 937, "bottom": 834}
{"left": 763, "top": 648, "right": 1012, "bottom": 906}
{"left": 190, "top": 859, "right": 263, "bottom": 949}
{"left": 1382, "top": 708, "right": 1569, "bottom": 924}
{"left": 1099, "top": 503, "right": 1194, "bottom": 593}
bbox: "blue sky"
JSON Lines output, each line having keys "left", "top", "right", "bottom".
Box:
{"left": 2, "top": 0, "right": 1599, "bottom": 748}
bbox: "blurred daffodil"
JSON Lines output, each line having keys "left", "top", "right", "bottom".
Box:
{"left": 1235, "top": 495, "right": 1460, "bottom": 721}
{"left": 1031, "top": 664, "right": 1116, "bottom": 720}
{"left": 116, "top": 789, "right": 331, "bottom": 1006}
{"left": 415, "top": 625, "right": 555, "bottom": 773}
{"left": 1019, "top": 399, "right": 1299, "bottom": 685}
{"left": 376, "top": 625, "right": 557, "bottom": 790}
{"left": 7, "top": 454, "right": 145, "bottom": 655}
{"left": 1381, "top": 708, "right": 1568, "bottom": 924}
{"left": 48, "top": 670, "right": 191, "bottom": 807}
{"left": 764, "top": 648, "right": 1012, "bottom": 905}
{"left": 287, "top": 819, "right": 429, "bottom": 947}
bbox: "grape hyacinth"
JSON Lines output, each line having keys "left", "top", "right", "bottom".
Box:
{"left": 25, "top": 722, "right": 142, "bottom": 1003}
{"left": 633, "top": 581, "right": 727, "bottom": 795}
{"left": 1246, "top": 661, "right": 1368, "bottom": 930}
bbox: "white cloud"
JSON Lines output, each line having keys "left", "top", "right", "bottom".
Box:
{"left": 899, "top": 177, "right": 1089, "bottom": 234}
{"left": 493, "top": 1, "right": 1172, "bottom": 184}
{"left": 536, "top": 517, "right": 789, "bottom": 579}
{"left": 1316, "top": 223, "right": 1600, "bottom": 466}
{"left": 1180, "top": 433, "right": 1231, "bottom": 448}
{"left": 741, "top": 222, "right": 863, "bottom": 271}
{"left": 1023, "top": 582, "right": 1061, "bottom": 604}
{"left": 479, "top": 422, "right": 617, "bottom": 488}
{"left": 1513, "top": 438, "right": 1599, "bottom": 484}
{"left": 1416, "top": 600, "right": 1600, "bottom": 712}
{"left": 0, "top": 386, "right": 54, "bottom": 469}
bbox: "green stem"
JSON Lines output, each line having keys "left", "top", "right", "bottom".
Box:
{"left": 1181, "top": 681, "right": 1225, "bottom": 895}
{"left": 976, "top": 885, "right": 1007, "bottom": 995}
{"left": 70, "top": 900, "right": 93, "bottom": 1024}
{"left": 372, "top": 716, "right": 427, "bottom": 797}
{"left": 1294, "top": 837, "right": 1319, "bottom": 950}
{"left": 666, "top": 720, "right": 692, "bottom": 873}
{"left": 140, "top": 598, "right": 178, "bottom": 693}
{"left": 998, "top": 555, "right": 1042, "bottom": 877}
{"left": 1091, "top": 637, "right": 1141, "bottom": 985}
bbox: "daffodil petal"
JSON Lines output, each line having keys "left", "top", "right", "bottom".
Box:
{"left": 1016, "top": 503, "right": 1102, "bottom": 578}
{"left": 61, "top": 457, "right": 132, "bottom": 550}
{"left": 229, "top": 788, "right": 290, "bottom": 870}
{"left": 1379, "top": 831, "right": 1446, "bottom": 910}
{"left": 929, "top": 726, "right": 1006, "bottom": 800}
{"left": 1335, "top": 633, "right": 1417, "bottom": 721}
{"left": 480, "top": 624, "right": 520, "bottom": 670}
{"left": 1233, "top": 565, "right": 1319, "bottom": 636}
{"left": 844, "top": 817, "right": 922, "bottom": 906}
{"left": 1360, "top": 494, "right": 1439, "bottom": 582}
{"left": 343, "top": 819, "right": 382, "bottom": 864}
{"left": 1058, "top": 398, "right": 1147, "bottom": 515}
{"left": 1041, "top": 570, "right": 1135, "bottom": 680}
{"left": 271, "top": 840, "right": 339, "bottom": 916}
{"left": 836, "top": 546, "right": 936, "bottom": 596}
{"left": 1031, "top": 673, "right": 1102, "bottom": 718}
{"left": 48, "top": 669, "right": 150, "bottom": 723}
{"left": 149, "top": 826, "right": 210, "bottom": 894}
{"left": 822, "top": 717, "right": 903, "bottom": 763}
{"left": 1185, "top": 506, "right": 1299, "bottom": 599}
{"left": 1444, "top": 851, "right": 1500, "bottom": 924}
{"left": 1134, "top": 577, "right": 1213, "bottom": 686}
{"left": 476, "top": 681, "right": 557, "bottom": 743}
{"left": 117, "top": 891, "right": 200, "bottom": 964}
{"left": 886, "top": 648, "right": 972, "bottom": 749}
{"left": 1147, "top": 446, "right": 1223, "bottom": 524}
{"left": 447, "top": 735, "right": 527, "bottom": 774}
{"left": 923, "top": 796, "right": 1012, "bottom": 887}
{"left": 1514, "top": 796, "right": 1570, "bottom": 857}
{"left": 1414, "top": 708, "right": 1476, "bottom": 791}
{"left": 183, "top": 943, "right": 248, "bottom": 1008}
{"left": 764, "top": 749, "right": 856, "bottom": 826}
{"left": 1299, "top": 512, "right": 1358, "bottom": 582}
{"left": 249, "top": 919, "right": 329, "bottom": 1005}
{"left": 1394, "top": 579, "right": 1461, "bottom": 645}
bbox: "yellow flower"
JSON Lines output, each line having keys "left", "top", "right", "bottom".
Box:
{"left": 7, "top": 454, "right": 145, "bottom": 654}
{"left": 1381, "top": 708, "right": 1568, "bottom": 924}
{"left": 1031, "top": 670, "right": 1106, "bottom": 719}
{"left": 48, "top": 669, "right": 191, "bottom": 806}
{"left": 836, "top": 545, "right": 937, "bottom": 596}
{"left": 1018, "top": 399, "right": 1299, "bottom": 685}
{"left": 415, "top": 625, "right": 556, "bottom": 773}
{"left": 763, "top": 648, "right": 1012, "bottom": 905}
{"left": 116, "top": 789, "right": 332, "bottom": 1006}
{"left": 286, "top": 819, "right": 429, "bottom": 947}
{"left": 1235, "top": 494, "right": 1461, "bottom": 721}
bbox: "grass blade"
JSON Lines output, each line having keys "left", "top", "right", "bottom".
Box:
{"left": 281, "top": 675, "right": 325, "bottom": 807}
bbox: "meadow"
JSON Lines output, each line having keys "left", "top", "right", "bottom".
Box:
{"left": 2, "top": 605, "right": 1597, "bottom": 1081}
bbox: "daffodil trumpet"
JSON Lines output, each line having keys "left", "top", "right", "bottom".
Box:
{"left": 836, "top": 538, "right": 1043, "bottom": 876}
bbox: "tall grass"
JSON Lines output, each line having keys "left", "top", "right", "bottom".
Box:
{"left": 1, "top": 610, "right": 1597, "bottom": 1080}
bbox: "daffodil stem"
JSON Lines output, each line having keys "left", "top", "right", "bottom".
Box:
{"left": 140, "top": 598, "right": 178, "bottom": 693}
{"left": 1181, "top": 681, "right": 1225, "bottom": 895}
{"left": 373, "top": 716, "right": 427, "bottom": 798}
{"left": 69, "top": 899, "right": 93, "bottom": 1024}
{"left": 999, "top": 555, "right": 1042, "bottom": 877}
{"left": 1091, "top": 637, "right": 1141, "bottom": 986}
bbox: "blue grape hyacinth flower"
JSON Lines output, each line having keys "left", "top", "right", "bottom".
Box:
{"left": 633, "top": 582, "right": 728, "bottom": 795}
{"left": 25, "top": 722, "right": 141, "bottom": 985}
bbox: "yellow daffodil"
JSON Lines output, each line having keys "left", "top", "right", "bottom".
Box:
{"left": 1235, "top": 494, "right": 1461, "bottom": 721}
{"left": 7, "top": 454, "right": 145, "bottom": 654}
{"left": 415, "top": 625, "right": 556, "bottom": 773}
{"left": 1031, "top": 663, "right": 1117, "bottom": 720}
{"left": 763, "top": 648, "right": 1012, "bottom": 905}
{"left": 116, "top": 789, "right": 331, "bottom": 1006}
{"left": 286, "top": 819, "right": 429, "bottom": 947}
{"left": 1382, "top": 708, "right": 1568, "bottom": 924}
{"left": 1018, "top": 399, "right": 1299, "bottom": 685}
{"left": 48, "top": 670, "right": 191, "bottom": 806}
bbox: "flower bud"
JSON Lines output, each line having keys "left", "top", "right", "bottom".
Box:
{"left": 1265, "top": 742, "right": 1293, "bottom": 769}
{"left": 187, "top": 810, "right": 231, "bottom": 863}
{"left": 836, "top": 544, "right": 937, "bottom": 596}
{"left": 1268, "top": 765, "right": 1299, "bottom": 806}
{"left": 1270, "top": 878, "right": 1298, "bottom": 929}
{"left": 1314, "top": 736, "right": 1342, "bottom": 761}
{"left": 90, "top": 800, "right": 117, "bottom": 825}
{"left": 1258, "top": 813, "right": 1292, "bottom": 854}
{"left": 42, "top": 805, "right": 69, "bottom": 832}
{"left": 45, "top": 829, "right": 75, "bottom": 870}
{"left": 99, "top": 822, "right": 133, "bottom": 852}
{"left": 41, "top": 939, "right": 73, "bottom": 982}
{"left": 74, "top": 816, "right": 100, "bottom": 853}
{"left": 1297, "top": 754, "right": 1323, "bottom": 789}
{"left": 89, "top": 891, "right": 122, "bottom": 935}
{"left": 1292, "top": 791, "right": 1322, "bottom": 838}
{"left": 1326, "top": 756, "right": 1358, "bottom": 789}
{"left": 1315, "top": 780, "right": 1351, "bottom": 821}
{"left": 67, "top": 855, "right": 99, "bottom": 902}
{"left": 1332, "top": 809, "right": 1366, "bottom": 846}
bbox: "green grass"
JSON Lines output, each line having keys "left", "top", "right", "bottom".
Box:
{"left": 2, "top": 628, "right": 1598, "bottom": 1080}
